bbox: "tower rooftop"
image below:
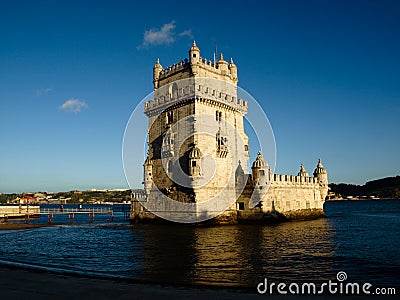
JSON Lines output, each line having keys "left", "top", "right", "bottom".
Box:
{"left": 146, "top": 43, "right": 247, "bottom": 116}
{"left": 153, "top": 42, "right": 239, "bottom": 89}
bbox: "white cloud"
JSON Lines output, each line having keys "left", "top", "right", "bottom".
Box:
{"left": 59, "top": 98, "right": 88, "bottom": 113}
{"left": 138, "top": 21, "right": 193, "bottom": 49}
{"left": 36, "top": 87, "right": 52, "bottom": 96}
{"left": 179, "top": 29, "right": 193, "bottom": 39}
{"left": 138, "top": 21, "right": 176, "bottom": 49}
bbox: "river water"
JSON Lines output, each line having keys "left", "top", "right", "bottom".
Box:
{"left": 0, "top": 200, "right": 399, "bottom": 288}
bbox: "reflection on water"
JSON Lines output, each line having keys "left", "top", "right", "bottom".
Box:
{"left": 131, "top": 218, "right": 336, "bottom": 286}
{"left": 0, "top": 200, "right": 399, "bottom": 288}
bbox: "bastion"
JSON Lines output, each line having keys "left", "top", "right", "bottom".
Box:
{"left": 130, "top": 42, "right": 328, "bottom": 224}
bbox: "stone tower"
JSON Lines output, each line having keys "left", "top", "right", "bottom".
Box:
{"left": 143, "top": 42, "right": 249, "bottom": 217}
{"left": 313, "top": 158, "right": 329, "bottom": 200}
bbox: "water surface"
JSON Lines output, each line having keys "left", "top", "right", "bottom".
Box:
{"left": 0, "top": 200, "right": 399, "bottom": 288}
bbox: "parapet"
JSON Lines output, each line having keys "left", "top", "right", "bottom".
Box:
{"left": 272, "top": 173, "right": 319, "bottom": 185}
{"left": 144, "top": 78, "right": 248, "bottom": 115}
{"left": 153, "top": 42, "right": 239, "bottom": 89}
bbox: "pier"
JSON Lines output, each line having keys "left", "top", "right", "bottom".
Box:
{"left": 0, "top": 205, "right": 129, "bottom": 224}
{"left": 41, "top": 207, "right": 114, "bottom": 224}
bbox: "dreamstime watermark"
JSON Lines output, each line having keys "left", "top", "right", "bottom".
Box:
{"left": 122, "top": 77, "right": 277, "bottom": 223}
{"left": 257, "top": 271, "right": 397, "bottom": 295}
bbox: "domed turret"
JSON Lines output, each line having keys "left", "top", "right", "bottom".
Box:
{"left": 229, "top": 58, "right": 237, "bottom": 81}
{"left": 216, "top": 53, "right": 229, "bottom": 74}
{"left": 189, "top": 145, "right": 201, "bottom": 159}
{"left": 298, "top": 164, "right": 310, "bottom": 177}
{"left": 189, "top": 40, "right": 200, "bottom": 64}
{"left": 189, "top": 144, "right": 202, "bottom": 177}
{"left": 313, "top": 158, "right": 328, "bottom": 185}
{"left": 251, "top": 151, "right": 270, "bottom": 184}
{"left": 252, "top": 151, "right": 268, "bottom": 168}
{"left": 153, "top": 58, "right": 163, "bottom": 89}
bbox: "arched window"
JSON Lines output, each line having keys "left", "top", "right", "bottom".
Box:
{"left": 166, "top": 111, "right": 174, "bottom": 124}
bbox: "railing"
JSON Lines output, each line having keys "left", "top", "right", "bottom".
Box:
{"left": 40, "top": 207, "right": 113, "bottom": 214}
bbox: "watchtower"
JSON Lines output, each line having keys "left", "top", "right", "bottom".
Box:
{"left": 143, "top": 42, "right": 249, "bottom": 208}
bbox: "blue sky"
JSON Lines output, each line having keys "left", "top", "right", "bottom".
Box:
{"left": 1, "top": 0, "right": 399, "bottom": 193}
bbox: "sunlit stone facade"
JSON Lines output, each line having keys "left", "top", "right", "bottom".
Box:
{"left": 131, "top": 43, "right": 328, "bottom": 224}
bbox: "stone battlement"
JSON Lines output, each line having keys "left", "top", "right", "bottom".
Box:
{"left": 272, "top": 174, "right": 319, "bottom": 185}
{"left": 159, "top": 56, "right": 229, "bottom": 78}
{"left": 153, "top": 41, "right": 238, "bottom": 90}
{"left": 144, "top": 84, "right": 248, "bottom": 115}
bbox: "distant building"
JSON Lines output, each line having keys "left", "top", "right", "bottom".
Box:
{"left": 19, "top": 196, "right": 38, "bottom": 204}
{"left": 131, "top": 43, "right": 328, "bottom": 224}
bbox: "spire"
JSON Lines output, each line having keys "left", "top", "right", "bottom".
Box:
{"left": 313, "top": 158, "right": 327, "bottom": 175}
{"left": 154, "top": 58, "right": 162, "bottom": 68}
{"left": 214, "top": 43, "right": 218, "bottom": 65}
{"left": 235, "top": 160, "right": 244, "bottom": 176}
{"left": 219, "top": 53, "right": 224, "bottom": 61}
{"left": 298, "top": 163, "right": 310, "bottom": 177}
{"left": 190, "top": 40, "right": 199, "bottom": 51}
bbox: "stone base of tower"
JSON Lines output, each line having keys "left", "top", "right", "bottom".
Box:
{"left": 130, "top": 207, "right": 325, "bottom": 225}
{"left": 281, "top": 208, "right": 326, "bottom": 220}
{"left": 235, "top": 208, "right": 325, "bottom": 224}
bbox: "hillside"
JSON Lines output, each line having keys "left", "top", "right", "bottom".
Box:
{"left": 0, "top": 189, "right": 143, "bottom": 204}
{"left": 329, "top": 176, "right": 400, "bottom": 199}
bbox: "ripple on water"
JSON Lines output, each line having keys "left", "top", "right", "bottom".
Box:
{"left": 0, "top": 200, "right": 399, "bottom": 287}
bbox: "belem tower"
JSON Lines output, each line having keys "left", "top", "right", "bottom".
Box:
{"left": 130, "top": 42, "right": 328, "bottom": 224}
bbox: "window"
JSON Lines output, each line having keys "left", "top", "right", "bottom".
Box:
{"left": 193, "top": 54, "right": 196, "bottom": 58}
{"left": 166, "top": 111, "right": 173, "bottom": 124}
{"left": 192, "top": 161, "right": 196, "bottom": 167}
{"left": 216, "top": 110, "right": 222, "bottom": 121}
{"left": 244, "top": 145, "right": 249, "bottom": 151}
{"left": 260, "top": 170, "right": 265, "bottom": 176}
{"left": 238, "top": 202, "right": 245, "bottom": 210}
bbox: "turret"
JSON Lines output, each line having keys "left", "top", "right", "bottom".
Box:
{"left": 298, "top": 164, "right": 310, "bottom": 177}
{"left": 229, "top": 58, "right": 238, "bottom": 81}
{"left": 189, "top": 40, "right": 200, "bottom": 64}
{"left": 143, "top": 156, "right": 153, "bottom": 195}
{"left": 188, "top": 144, "right": 202, "bottom": 177}
{"left": 153, "top": 58, "right": 163, "bottom": 89}
{"left": 250, "top": 151, "right": 271, "bottom": 208}
{"left": 313, "top": 158, "right": 328, "bottom": 186}
{"left": 251, "top": 151, "right": 270, "bottom": 185}
{"left": 216, "top": 53, "right": 229, "bottom": 75}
